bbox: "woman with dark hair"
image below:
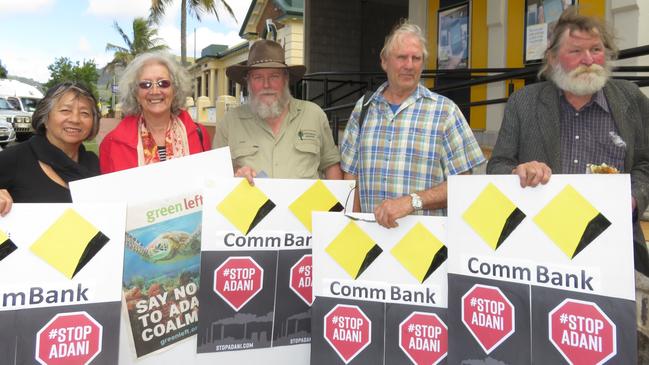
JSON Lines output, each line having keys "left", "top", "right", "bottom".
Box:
{"left": 99, "top": 51, "right": 210, "bottom": 173}
{"left": 0, "top": 82, "right": 101, "bottom": 215}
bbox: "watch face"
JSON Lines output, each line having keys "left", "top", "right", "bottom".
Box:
{"left": 411, "top": 194, "right": 423, "bottom": 210}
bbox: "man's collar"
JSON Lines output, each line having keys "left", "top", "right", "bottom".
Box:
{"left": 374, "top": 81, "right": 436, "bottom": 104}
{"left": 558, "top": 87, "right": 609, "bottom": 112}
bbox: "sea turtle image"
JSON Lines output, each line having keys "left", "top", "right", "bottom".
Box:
{"left": 125, "top": 226, "right": 201, "bottom": 263}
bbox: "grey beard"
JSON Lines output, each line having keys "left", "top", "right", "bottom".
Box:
{"left": 550, "top": 63, "right": 610, "bottom": 96}
{"left": 249, "top": 88, "right": 291, "bottom": 120}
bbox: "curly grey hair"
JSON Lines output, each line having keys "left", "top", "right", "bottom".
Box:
{"left": 31, "top": 82, "right": 100, "bottom": 141}
{"left": 119, "top": 51, "right": 191, "bottom": 116}
{"left": 380, "top": 20, "right": 429, "bottom": 63}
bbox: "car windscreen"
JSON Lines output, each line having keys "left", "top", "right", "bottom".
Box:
{"left": 0, "top": 98, "right": 17, "bottom": 110}
{"left": 21, "top": 97, "right": 40, "bottom": 112}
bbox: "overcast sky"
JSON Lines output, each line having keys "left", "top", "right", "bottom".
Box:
{"left": 0, "top": 0, "right": 252, "bottom": 82}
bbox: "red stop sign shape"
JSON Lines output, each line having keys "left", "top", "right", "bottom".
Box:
{"left": 35, "top": 311, "right": 103, "bottom": 365}
{"left": 549, "top": 298, "right": 616, "bottom": 365}
{"left": 324, "top": 304, "right": 371, "bottom": 364}
{"left": 214, "top": 256, "right": 264, "bottom": 311}
{"left": 461, "top": 284, "right": 515, "bottom": 354}
{"left": 399, "top": 311, "right": 448, "bottom": 365}
{"left": 290, "top": 254, "right": 312, "bottom": 305}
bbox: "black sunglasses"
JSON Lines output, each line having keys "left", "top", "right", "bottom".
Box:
{"left": 138, "top": 79, "right": 172, "bottom": 90}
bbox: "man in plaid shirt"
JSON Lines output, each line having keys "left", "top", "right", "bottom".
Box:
{"left": 487, "top": 8, "right": 649, "bottom": 275}
{"left": 340, "top": 21, "right": 485, "bottom": 228}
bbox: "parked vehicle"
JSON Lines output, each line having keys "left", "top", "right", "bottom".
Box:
{"left": 0, "top": 79, "right": 41, "bottom": 140}
{"left": 0, "top": 118, "right": 16, "bottom": 147}
{"left": 0, "top": 97, "right": 31, "bottom": 141}
{"left": 0, "top": 79, "right": 43, "bottom": 113}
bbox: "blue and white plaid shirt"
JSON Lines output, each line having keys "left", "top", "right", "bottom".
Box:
{"left": 341, "top": 82, "right": 485, "bottom": 216}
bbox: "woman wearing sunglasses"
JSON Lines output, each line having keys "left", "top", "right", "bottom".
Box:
{"left": 99, "top": 51, "right": 210, "bottom": 173}
{"left": 0, "top": 82, "right": 101, "bottom": 216}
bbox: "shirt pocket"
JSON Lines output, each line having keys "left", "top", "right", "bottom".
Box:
{"left": 595, "top": 133, "right": 625, "bottom": 171}
{"left": 231, "top": 145, "right": 259, "bottom": 169}
{"left": 294, "top": 140, "right": 320, "bottom": 178}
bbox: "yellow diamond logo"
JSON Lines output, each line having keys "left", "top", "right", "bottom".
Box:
{"left": 534, "top": 185, "right": 610, "bottom": 259}
{"left": 0, "top": 229, "right": 18, "bottom": 262}
{"left": 325, "top": 221, "right": 382, "bottom": 279}
{"left": 463, "top": 183, "right": 526, "bottom": 250}
{"left": 391, "top": 222, "right": 446, "bottom": 283}
{"left": 30, "top": 209, "right": 110, "bottom": 279}
{"left": 217, "top": 180, "right": 276, "bottom": 235}
{"left": 289, "top": 180, "right": 344, "bottom": 232}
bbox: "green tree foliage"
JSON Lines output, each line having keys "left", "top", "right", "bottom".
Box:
{"left": 105, "top": 17, "right": 168, "bottom": 73}
{"left": 45, "top": 57, "right": 99, "bottom": 98}
{"left": 149, "top": 0, "right": 236, "bottom": 65}
{"left": 0, "top": 60, "right": 7, "bottom": 78}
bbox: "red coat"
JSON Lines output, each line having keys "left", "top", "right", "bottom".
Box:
{"left": 99, "top": 110, "right": 211, "bottom": 174}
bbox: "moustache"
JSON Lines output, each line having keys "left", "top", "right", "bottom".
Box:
{"left": 571, "top": 64, "right": 605, "bottom": 77}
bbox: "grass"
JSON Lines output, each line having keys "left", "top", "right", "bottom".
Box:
{"left": 84, "top": 139, "right": 99, "bottom": 154}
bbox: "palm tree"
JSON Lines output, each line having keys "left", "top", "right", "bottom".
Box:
{"left": 149, "top": 0, "right": 236, "bottom": 65}
{"left": 105, "top": 17, "right": 169, "bottom": 73}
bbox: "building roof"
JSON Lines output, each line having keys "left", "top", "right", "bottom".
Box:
{"left": 239, "top": 0, "right": 304, "bottom": 38}
{"left": 193, "top": 42, "right": 249, "bottom": 65}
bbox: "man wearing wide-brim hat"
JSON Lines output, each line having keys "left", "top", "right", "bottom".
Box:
{"left": 214, "top": 40, "right": 342, "bottom": 182}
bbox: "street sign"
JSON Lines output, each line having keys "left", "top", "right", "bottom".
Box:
{"left": 35, "top": 311, "right": 103, "bottom": 365}
{"left": 399, "top": 312, "right": 448, "bottom": 365}
{"left": 324, "top": 304, "right": 371, "bottom": 363}
{"left": 461, "top": 284, "right": 515, "bottom": 354}
{"left": 290, "top": 254, "right": 313, "bottom": 305}
{"left": 549, "top": 299, "right": 616, "bottom": 365}
{"left": 214, "top": 256, "right": 264, "bottom": 311}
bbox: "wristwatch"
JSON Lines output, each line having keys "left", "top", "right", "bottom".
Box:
{"left": 410, "top": 193, "right": 423, "bottom": 211}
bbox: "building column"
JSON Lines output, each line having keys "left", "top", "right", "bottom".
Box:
{"left": 201, "top": 72, "right": 207, "bottom": 97}
{"left": 610, "top": 0, "right": 648, "bottom": 98}
{"left": 193, "top": 76, "right": 199, "bottom": 101}
{"left": 209, "top": 68, "right": 217, "bottom": 104}
{"left": 408, "top": 0, "right": 428, "bottom": 35}
{"left": 484, "top": 0, "right": 506, "bottom": 142}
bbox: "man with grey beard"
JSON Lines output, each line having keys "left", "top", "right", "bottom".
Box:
{"left": 214, "top": 40, "right": 342, "bottom": 182}
{"left": 487, "top": 8, "right": 649, "bottom": 275}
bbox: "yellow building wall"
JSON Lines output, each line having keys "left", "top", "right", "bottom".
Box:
{"left": 578, "top": 0, "right": 605, "bottom": 19}
{"left": 426, "top": 0, "right": 440, "bottom": 89}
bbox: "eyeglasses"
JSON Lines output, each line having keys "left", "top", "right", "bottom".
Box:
{"left": 343, "top": 184, "right": 376, "bottom": 223}
{"left": 138, "top": 79, "right": 172, "bottom": 90}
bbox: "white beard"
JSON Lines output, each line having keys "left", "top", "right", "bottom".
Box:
{"left": 249, "top": 86, "right": 291, "bottom": 120}
{"left": 549, "top": 62, "right": 610, "bottom": 96}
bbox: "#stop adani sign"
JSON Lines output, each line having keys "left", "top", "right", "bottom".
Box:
{"left": 324, "top": 304, "right": 371, "bottom": 363}
{"left": 461, "top": 284, "right": 515, "bottom": 354}
{"left": 214, "top": 256, "right": 264, "bottom": 311}
{"left": 399, "top": 312, "right": 448, "bottom": 365}
{"left": 35, "top": 311, "right": 103, "bottom": 365}
{"left": 290, "top": 254, "right": 312, "bottom": 305}
{"left": 549, "top": 298, "right": 616, "bottom": 365}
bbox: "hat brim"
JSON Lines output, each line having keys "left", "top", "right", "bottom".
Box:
{"left": 226, "top": 62, "right": 306, "bottom": 85}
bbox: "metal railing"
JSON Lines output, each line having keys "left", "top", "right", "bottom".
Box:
{"left": 300, "top": 44, "right": 649, "bottom": 143}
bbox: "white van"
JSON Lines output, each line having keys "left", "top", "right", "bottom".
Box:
{"left": 0, "top": 79, "right": 42, "bottom": 139}
{"left": 0, "top": 79, "right": 43, "bottom": 113}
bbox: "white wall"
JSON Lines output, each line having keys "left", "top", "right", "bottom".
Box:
{"left": 484, "top": 0, "right": 507, "bottom": 143}
{"left": 408, "top": 0, "right": 428, "bottom": 34}
{"left": 610, "top": 0, "right": 649, "bottom": 98}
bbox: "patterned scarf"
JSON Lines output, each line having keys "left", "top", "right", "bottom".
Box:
{"left": 136, "top": 115, "right": 190, "bottom": 166}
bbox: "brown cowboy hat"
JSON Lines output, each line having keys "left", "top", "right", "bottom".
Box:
{"left": 226, "top": 40, "right": 307, "bottom": 85}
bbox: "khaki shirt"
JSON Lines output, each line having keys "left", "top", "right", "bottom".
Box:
{"left": 214, "top": 98, "right": 340, "bottom": 179}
